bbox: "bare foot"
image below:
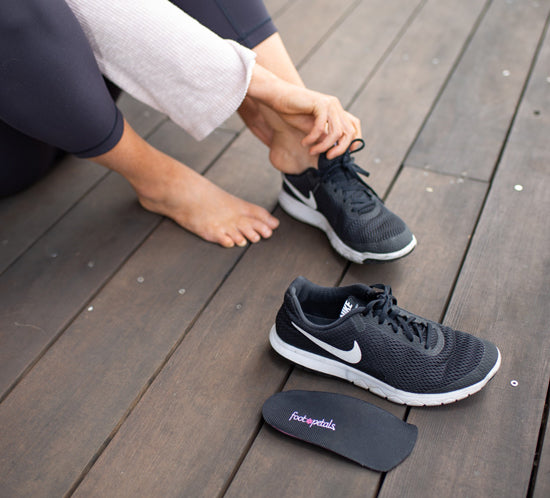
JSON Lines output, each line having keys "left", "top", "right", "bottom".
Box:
{"left": 256, "top": 104, "right": 319, "bottom": 175}
{"left": 269, "top": 129, "right": 318, "bottom": 174}
{"left": 91, "top": 119, "right": 278, "bottom": 248}
{"left": 136, "top": 156, "right": 279, "bottom": 248}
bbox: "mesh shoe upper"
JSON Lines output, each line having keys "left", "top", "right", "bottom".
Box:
{"left": 282, "top": 140, "right": 414, "bottom": 254}
{"left": 274, "top": 277, "right": 500, "bottom": 395}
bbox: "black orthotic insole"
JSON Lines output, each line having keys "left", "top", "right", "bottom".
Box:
{"left": 262, "top": 390, "right": 417, "bottom": 472}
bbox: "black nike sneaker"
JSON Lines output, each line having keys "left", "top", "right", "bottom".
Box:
{"left": 278, "top": 139, "right": 416, "bottom": 263}
{"left": 270, "top": 277, "right": 501, "bottom": 406}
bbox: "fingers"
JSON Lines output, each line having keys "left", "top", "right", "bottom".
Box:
{"left": 300, "top": 96, "right": 362, "bottom": 158}
{"left": 325, "top": 111, "right": 362, "bottom": 159}
{"left": 300, "top": 111, "right": 328, "bottom": 146}
{"left": 300, "top": 95, "right": 337, "bottom": 148}
{"left": 265, "top": 80, "right": 363, "bottom": 158}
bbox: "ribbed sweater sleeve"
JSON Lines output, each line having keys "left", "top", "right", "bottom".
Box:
{"left": 65, "top": 0, "right": 256, "bottom": 140}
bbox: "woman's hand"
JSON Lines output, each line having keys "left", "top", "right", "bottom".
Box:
{"left": 246, "top": 64, "right": 361, "bottom": 158}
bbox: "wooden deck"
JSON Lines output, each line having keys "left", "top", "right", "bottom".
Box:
{"left": 1, "top": 0, "right": 549, "bottom": 496}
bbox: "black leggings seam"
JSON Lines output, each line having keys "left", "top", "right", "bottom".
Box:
{"left": 235, "top": 17, "right": 274, "bottom": 45}
{"left": 74, "top": 107, "right": 123, "bottom": 158}
{"left": 214, "top": 0, "right": 274, "bottom": 47}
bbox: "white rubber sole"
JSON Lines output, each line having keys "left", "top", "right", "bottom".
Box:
{"left": 278, "top": 190, "right": 416, "bottom": 263}
{"left": 270, "top": 324, "right": 502, "bottom": 406}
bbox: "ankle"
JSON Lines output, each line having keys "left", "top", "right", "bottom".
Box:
{"left": 131, "top": 154, "right": 183, "bottom": 206}
{"left": 269, "top": 143, "right": 318, "bottom": 175}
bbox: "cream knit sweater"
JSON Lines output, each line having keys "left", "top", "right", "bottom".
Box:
{"left": 65, "top": 0, "right": 256, "bottom": 140}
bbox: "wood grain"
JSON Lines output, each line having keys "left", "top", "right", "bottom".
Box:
{"left": 0, "top": 117, "right": 236, "bottom": 401}
{"left": 117, "top": 92, "right": 167, "bottom": 138}
{"left": 299, "top": 0, "right": 422, "bottom": 105}
{"left": 347, "top": 0, "right": 487, "bottom": 195}
{"left": 0, "top": 173, "right": 159, "bottom": 399}
{"left": 71, "top": 213, "right": 345, "bottom": 498}
{"left": 0, "top": 157, "right": 106, "bottom": 274}
{"left": 406, "top": 0, "right": 550, "bottom": 181}
{"left": 0, "top": 219, "right": 248, "bottom": 497}
{"left": 274, "top": 0, "right": 358, "bottom": 65}
{"left": 226, "top": 166, "right": 488, "bottom": 497}
{"left": 1, "top": 1, "right": 548, "bottom": 496}
{"left": 380, "top": 21, "right": 550, "bottom": 498}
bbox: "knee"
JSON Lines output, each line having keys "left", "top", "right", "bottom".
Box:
{"left": 0, "top": 120, "right": 59, "bottom": 197}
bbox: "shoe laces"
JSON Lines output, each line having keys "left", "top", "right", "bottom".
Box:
{"left": 362, "top": 284, "right": 434, "bottom": 349}
{"left": 319, "top": 139, "right": 380, "bottom": 215}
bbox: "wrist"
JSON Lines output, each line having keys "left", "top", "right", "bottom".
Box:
{"left": 246, "top": 63, "right": 287, "bottom": 108}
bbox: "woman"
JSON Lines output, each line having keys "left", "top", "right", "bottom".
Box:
{"left": 1, "top": 0, "right": 415, "bottom": 261}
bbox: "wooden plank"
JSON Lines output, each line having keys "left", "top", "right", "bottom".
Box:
{"left": 206, "top": 129, "right": 281, "bottom": 208}
{"left": 226, "top": 167, "right": 488, "bottom": 497}
{"left": 342, "top": 174, "right": 486, "bottom": 320}
{"left": 299, "top": 0, "right": 423, "bottom": 105}
{"left": 274, "top": 0, "right": 358, "bottom": 65}
{"left": 534, "top": 405, "right": 550, "bottom": 498}
{"left": 147, "top": 120, "right": 237, "bottom": 173}
{"left": 0, "top": 2, "right": 365, "bottom": 489}
{"left": 0, "top": 172, "right": 159, "bottom": 399}
{"left": 226, "top": 373, "right": 402, "bottom": 498}
{"left": 0, "top": 124, "right": 285, "bottom": 497}
{"left": 71, "top": 212, "right": 345, "bottom": 498}
{"left": 346, "top": 0, "right": 487, "bottom": 195}
{"left": 0, "top": 156, "right": 106, "bottom": 274}
{"left": 68, "top": 1, "right": 494, "bottom": 493}
{"left": 406, "top": 0, "right": 550, "bottom": 181}
{"left": 264, "top": 0, "right": 293, "bottom": 18}
{"left": 380, "top": 22, "right": 550, "bottom": 498}
{"left": 0, "top": 221, "right": 248, "bottom": 497}
{"left": 117, "top": 92, "right": 167, "bottom": 138}
{"left": 0, "top": 119, "right": 237, "bottom": 400}
{"left": 0, "top": 92, "right": 170, "bottom": 279}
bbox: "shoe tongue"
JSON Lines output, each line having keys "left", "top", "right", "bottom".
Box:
{"left": 317, "top": 152, "right": 335, "bottom": 172}
{"left": 339, "top": 295, "right": 362, "bottom": 317}
{"left": 318, "top": 152, "right": 355, "bottom": 186}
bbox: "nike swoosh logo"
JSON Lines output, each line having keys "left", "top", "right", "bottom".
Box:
{"left": 291, "top": 322, "right": 362, "bottom": 364}
{"left": 283, "top": 178, "right": 317, "bottom": 210}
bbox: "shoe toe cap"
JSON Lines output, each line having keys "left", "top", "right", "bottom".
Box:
{"left": 345, "top": 220, "right": 416, "bottom": 256}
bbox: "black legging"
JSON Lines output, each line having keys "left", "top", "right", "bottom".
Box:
{"left": 171, "top": 0, "right": 276, "bottom": 49}
{"left": 0, "top": 0, "right": 276, "bottom": 197}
